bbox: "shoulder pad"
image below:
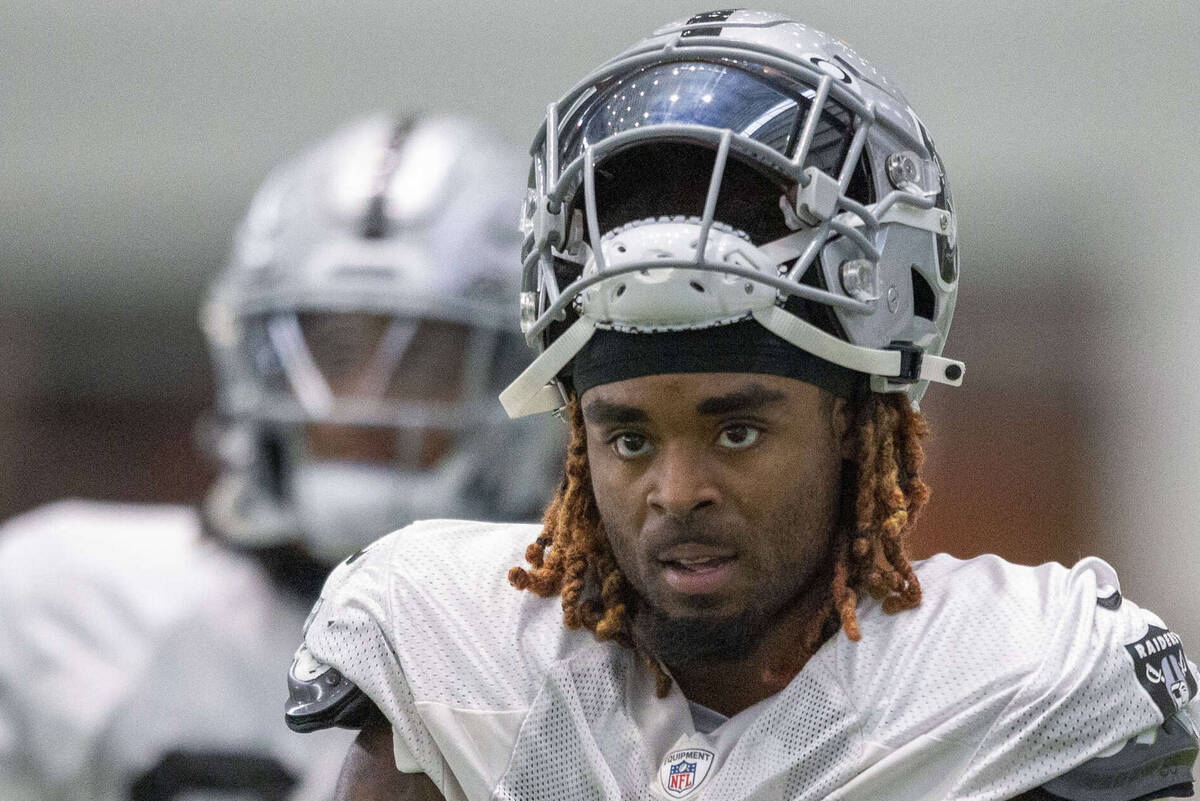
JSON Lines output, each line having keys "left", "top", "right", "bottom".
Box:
{"left": 1040, "top": 713, "right": 1198, "bottom": 801}
{"left": 285, "top": 643, "right": 376, "bottom": 733}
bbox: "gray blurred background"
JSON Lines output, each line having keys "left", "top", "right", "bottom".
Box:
{"left": 3, "top": 1, "right": 1198, "bottom": 643}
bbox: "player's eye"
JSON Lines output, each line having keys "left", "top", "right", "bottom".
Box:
{"left": 612, "top": 432, "right": 652, "bottom": 459}
{"left": 717, "top": 424, "right": 760, "bottom": 450}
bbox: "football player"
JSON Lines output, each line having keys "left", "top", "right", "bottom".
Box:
{"left": 0, "top": 114, "right": 561, "bottom": 800}
{"left": 287, "top": 12, "right": 1199, "bottom": 801}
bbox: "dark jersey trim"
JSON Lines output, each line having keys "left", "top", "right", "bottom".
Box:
{"left": 1098, "top": 590, "right": 1124, "bottom": 610}
{"left": 1040, "top": 714, "right": 1198, "bottom": 801}
{"left": 130, "top": 750, "right": 297, "bottom": 801}
{"left": 1042, "top": 784, "right": 1194, "bottom": 801}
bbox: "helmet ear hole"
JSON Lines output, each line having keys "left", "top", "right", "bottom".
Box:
{"left": 911, "top": 268, "right": 935, "bottom": 321}
{"left": 259, "top": 430, "right": 288, "bottom": 500}
{"left": 939, "top": 240, "right": 958, "bottom": 285}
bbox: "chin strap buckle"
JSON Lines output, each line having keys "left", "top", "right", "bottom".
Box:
{"left": 873, "top": 341, "right": 965, "bottom": 391}
{"left": 888, "top": 341, "right": 924, "bottom": 383}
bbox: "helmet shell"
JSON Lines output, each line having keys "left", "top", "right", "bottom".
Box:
{"left": 505, "top": 10, "right": 961, "bottom": 415}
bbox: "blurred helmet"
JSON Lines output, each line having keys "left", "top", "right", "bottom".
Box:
{"left": 501, "top": 9, "right": 963, "bottom": 418}
{"left": 203, "top": 114, "right": 561, "bottom": 564}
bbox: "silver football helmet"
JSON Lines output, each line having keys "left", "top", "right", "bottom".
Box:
{"left": 501, "top": 10, "right": 962, "bottom": 417}
{"left": 203, "top": 114, "right": 561, "bottom": 564}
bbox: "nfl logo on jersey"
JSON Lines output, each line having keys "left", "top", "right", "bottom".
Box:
{"left": 669, "top": 761, "right": 696, "bottom": 792}
{"left": 659, "top": 748, "right": 715, "bottom": 798}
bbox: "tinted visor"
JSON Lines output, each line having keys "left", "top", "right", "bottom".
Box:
{"left": 559, "top": 60, "right": 858, "bottom": 179}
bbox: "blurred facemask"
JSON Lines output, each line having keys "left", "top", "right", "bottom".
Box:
{"left": 288, "top": 460, "right": 466, "bottom": 564}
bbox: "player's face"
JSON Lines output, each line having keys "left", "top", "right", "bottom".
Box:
{"left": 583, "top": 372, "right": 849, "bottom": 660}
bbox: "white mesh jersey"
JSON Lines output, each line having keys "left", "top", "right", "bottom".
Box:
{"left": 0, "top": 500, "right": 355, "bottom": 801}
{"left": 301, "top": 519, "right": 1199, "bottom": 801}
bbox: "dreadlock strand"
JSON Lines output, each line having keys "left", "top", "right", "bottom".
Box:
{"left": 870, "top": 396, "right": 927, "bottom": 614}
{"left": 583, "top": 532, "right": 633, "bottom": 647}
{"left": 830, "top": 534, "right": 861, "bottom": 641}
{"left": 898, "top": 402, "right": 932, "bottom": 523}
{"left": 851, "top": 395, "right": 888, "bottom": 601}
{"left": 560, "top": 550, "right": 589, "bottom": 628}
{"left": 579, "top": 599, "right": 604, "bottom": 629}
{"left": 853, "top": 400, "right": 881, "bottom": 538}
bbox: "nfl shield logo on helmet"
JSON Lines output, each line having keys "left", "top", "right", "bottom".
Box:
{"left": 659, "top": 748, "right": 715, "bottom": 798}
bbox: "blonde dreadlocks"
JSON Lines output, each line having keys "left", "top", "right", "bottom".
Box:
{"left": 508, "top": 389, "right": 930, "bottom": 696}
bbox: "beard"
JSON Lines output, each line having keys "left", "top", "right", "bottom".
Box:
{"left": 637, "top": 604, "right": 770, "bottom": 665}
{"left": 631, "top": 563, "right": 826, "bottom": 666}
{"left": 628, "top": 546, "right": 837, "bottom": 668}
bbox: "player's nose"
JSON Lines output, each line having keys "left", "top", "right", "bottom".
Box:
{"left": 645, "top": 442, "right": 720, "bottom": 520}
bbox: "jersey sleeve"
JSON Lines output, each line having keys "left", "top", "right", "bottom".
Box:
{"left": 292, "top": 531, "right": 445, "bottom": 780}
{"left": 949, "top": 557, "right": 1200, "bottom": 801}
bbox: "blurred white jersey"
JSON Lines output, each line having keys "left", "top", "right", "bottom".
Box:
{"left": 300, "top": 519, "right": 1199, "bottom": 801}
{"left": 0, "top": 500, "right": 355, "bottom": 801}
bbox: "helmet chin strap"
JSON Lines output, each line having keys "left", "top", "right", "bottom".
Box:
{"left": 752, "top": 306, "right": 965, "bottom": 390}
{"left": 499, "top": 316, "right": 595, "bottom": 418}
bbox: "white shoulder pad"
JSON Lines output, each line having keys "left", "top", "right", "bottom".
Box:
{"left": 0, "top": 501, "right": 206, "bottom": 782}
{"left": 298, "top": 524, "right": 460, "bottom": 781}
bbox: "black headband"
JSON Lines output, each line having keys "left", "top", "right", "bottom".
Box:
{"left": 570, "top": 318, "right": 860, "bottom": 398}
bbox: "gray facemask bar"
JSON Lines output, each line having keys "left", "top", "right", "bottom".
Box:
{"left": 238, "top": 396, "right": 502, "bottom": 430}
{"left": 504, "top": 37, "right": 961, "bottom": 418}
{"left": 251, "top": 310, "right": 508, "bottom": 430}
{"left": 232, "top": 290, "right": 515, "bottom": 332}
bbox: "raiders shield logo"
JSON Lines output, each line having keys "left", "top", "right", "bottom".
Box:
{"left": 659, "top": 748, "right": 715, "bottom": 798}
{"left": 1125, "top": 624, "right": 1198, "bottom": 719}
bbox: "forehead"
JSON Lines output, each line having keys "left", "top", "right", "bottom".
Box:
{"left": 580, "top": 372, "right": 827, "bottom": 421}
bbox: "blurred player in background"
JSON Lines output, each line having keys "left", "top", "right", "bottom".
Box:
{"left": 0, "top": 114, "right": 561, "bottom": 800}
{"left": 289, "top": 12, "right": 1199, "bottom": 801}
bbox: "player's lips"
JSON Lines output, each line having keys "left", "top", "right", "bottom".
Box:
{"left": 655, "top": 543, "right": 738, "bottom": 595}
